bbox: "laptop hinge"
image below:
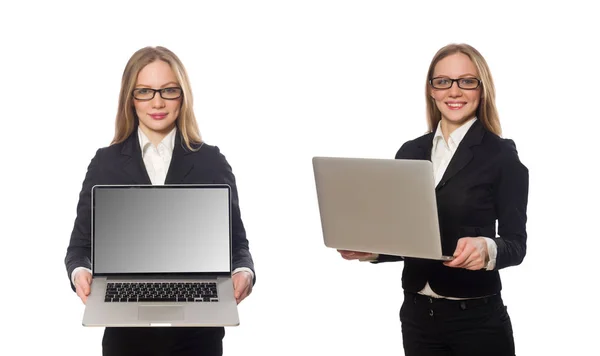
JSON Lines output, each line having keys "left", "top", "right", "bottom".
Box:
{"left": 97, "top": 272, "right": 230, "bottom": 280}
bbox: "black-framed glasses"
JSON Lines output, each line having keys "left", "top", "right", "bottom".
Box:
{"left": 132, "top": 87, "right": 183, "bottom": 101}
{"left": 429, "top": 77, "right": 481, "bottom": 90}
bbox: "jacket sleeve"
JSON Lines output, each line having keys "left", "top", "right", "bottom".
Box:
{"left": 213, "top": 147, "right": 256, "bottom": 284}
{"left": 492, "top": 139, "right": 529, "bottom": 270}
{"left": 64, "top": 149, "right": 103, "bottom": 292}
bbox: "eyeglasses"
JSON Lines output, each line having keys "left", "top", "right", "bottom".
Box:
{"left": 429, "top": 77, "right": 481, "bottom": 90}
{"left": 132, "top": 87, "right": 183, "bottom": 100}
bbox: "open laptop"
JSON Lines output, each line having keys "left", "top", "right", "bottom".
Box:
{"left": 82, "top": 184, "right": 239, "bottom": 327}
{"left": 312, "top": 157, "right": 453, "bottom": 261}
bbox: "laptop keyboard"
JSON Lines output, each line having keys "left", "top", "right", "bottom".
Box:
{"left": 104, "top": 282, "right": 219, "bottom": 302}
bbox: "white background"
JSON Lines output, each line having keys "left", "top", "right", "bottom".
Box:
{"left": 1, "top": 1, "right": 598, "bottom": 355}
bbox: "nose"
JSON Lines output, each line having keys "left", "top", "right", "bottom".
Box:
{"left": 448, "top": 81, "right": 462, "bottom": 97}
{"left": 151, "top": 92, "right": 166, "bottom": 108}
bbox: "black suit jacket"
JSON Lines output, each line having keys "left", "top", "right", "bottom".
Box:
{"left": 64, "top": 130, "right": 255, "bottom": 290}
{"left": 376, "top": 120, "right": 528, "bottom": 298}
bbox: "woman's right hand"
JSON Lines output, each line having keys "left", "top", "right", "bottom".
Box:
{"left": 337, "top": 250, "right": 378, "bottom": 261}
{"left": 74, "top": 269, "right": 93, "bottom": 305}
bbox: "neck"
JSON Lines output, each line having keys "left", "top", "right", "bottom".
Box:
{"left": 139, "top": 124, "right": 175, "bottom": 147}
{"left": 439, "top": 117, "right": 474, "bottom": 142}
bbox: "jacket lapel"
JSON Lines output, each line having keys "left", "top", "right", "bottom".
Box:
{"left": 165, "top": 132, "right": 197, "bottom": 184}
{"left": 120, "top": 132, "right": 152, "bottom": 184}
{"left": 435, "top": 120, "right": 485, "bottom": 191}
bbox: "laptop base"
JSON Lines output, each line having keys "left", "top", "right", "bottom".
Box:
{"left": 83, "top": 276, "right": 239, "bottom": 327}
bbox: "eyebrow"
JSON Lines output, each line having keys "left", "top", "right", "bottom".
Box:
{"left": 135, "top": 81, "right": 180, "bottom": 88}
{"left": 433, "top": 73, "right": 478, "bottom": 78}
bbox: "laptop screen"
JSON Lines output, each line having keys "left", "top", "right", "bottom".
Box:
{"left": 92, "top": 185, "right": 231, "bottom": 275}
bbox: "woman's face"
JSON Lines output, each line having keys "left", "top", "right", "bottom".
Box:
{"left": 133, "top": 60, "right": 181, "bottom": 138}
{"left": 430, "top": 53, "right": 481, "bottom": 128}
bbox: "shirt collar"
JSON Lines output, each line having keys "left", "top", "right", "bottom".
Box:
{"left": 433, "top": 117, "right": 478, "bottom": 150}
{"left": 137, "top": 126, "right": 177, "bottom": 155}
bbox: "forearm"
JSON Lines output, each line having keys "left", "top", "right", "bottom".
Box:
{"left": 492, "top": 139, "right": 529, "bottom": 270}
{"left": 64, "top": 149, "right": 100, "bottom": 290}
{"left": 493, "top": 234, "right": 526, "bottom": 270}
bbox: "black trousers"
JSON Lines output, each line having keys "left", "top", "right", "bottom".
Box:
{"left": 102, "top": 327, "right": 225, "bottom": 356}
{"left": 400, "top": 291, "right": 515, "bottom": 356}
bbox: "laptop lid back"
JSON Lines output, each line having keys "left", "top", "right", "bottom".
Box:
{"left": 312, "top": 157, "right": 444, "bottom": 259}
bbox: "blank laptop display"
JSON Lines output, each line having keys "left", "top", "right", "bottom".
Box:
{"left": 93, "top": 187, "right": 230, "bottom": 275}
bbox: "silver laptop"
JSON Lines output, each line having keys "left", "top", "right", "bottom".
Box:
{"left": 312, "top": 157, "right": 453, "bottom": 261}
{"left": 82, "top": 184, "right": 239, "bottom": 327}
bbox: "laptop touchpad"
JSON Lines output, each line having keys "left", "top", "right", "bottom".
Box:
{"left": 138, "top": 306, "right": 185, "bottom": 321}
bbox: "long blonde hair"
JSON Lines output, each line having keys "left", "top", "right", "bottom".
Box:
{"left": 112, "top": 46, "right": 202, "bottom": 150}
{"left": 425, "top": 43, "right": 501, "bottom": 136}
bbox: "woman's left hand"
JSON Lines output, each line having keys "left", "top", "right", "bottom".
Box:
{"left": 232, "top": 270, "right": 253, "bottom": 304}
{"left": 443, "top": 237, "right": 489, "bottom": 270}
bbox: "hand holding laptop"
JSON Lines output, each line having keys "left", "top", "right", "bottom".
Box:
{"left": 232, "top": 271, "right": 253, "bottom": 304}
{"left": 443, "top": 237, "right": 489, "bottom": 270}
{"left": 74, "top": 269, "right": 92, "bottom": 305}
{"left": 337, "top": 250, "right": 378, "bottom": 261}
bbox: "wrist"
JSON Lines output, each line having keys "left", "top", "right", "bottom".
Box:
{"left": 359, "top": 253, "right": 379, "bottom": 262}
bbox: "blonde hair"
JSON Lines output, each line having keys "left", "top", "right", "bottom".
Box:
{"left": 112, "top": 46, "right": 202, "bottom": 150}
{"left": 425, "top": 43, "right": 501, "bottom": 136}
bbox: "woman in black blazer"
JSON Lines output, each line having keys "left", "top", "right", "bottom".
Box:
{"left": 64, "top": 46, "right": 255, "bottom": 356}
{"left": 340, "top": 44, "right": 528, "bottom": 356}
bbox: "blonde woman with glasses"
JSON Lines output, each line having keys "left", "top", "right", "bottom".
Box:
{"left": 64, "top": 46, "right": 255, "bottom": 356}
{"left": 339, "top": 43, "right": 528, "bottom": 356}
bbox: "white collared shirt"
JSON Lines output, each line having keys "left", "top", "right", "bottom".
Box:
{"left": 431, "top": 118, "right": 477, "bottom": 187}
{"left": 71, "top": 127, "right": 253, "bottom": 284}
{"left": 419, "top": 118, "right": 498, "bottom": 299}
{"left": 138, "top": 126, "right": 177, "bottom": 185}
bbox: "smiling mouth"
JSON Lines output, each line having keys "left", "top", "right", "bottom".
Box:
{"left": 446, "top": 102, "right": 466, "bottom": 110}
